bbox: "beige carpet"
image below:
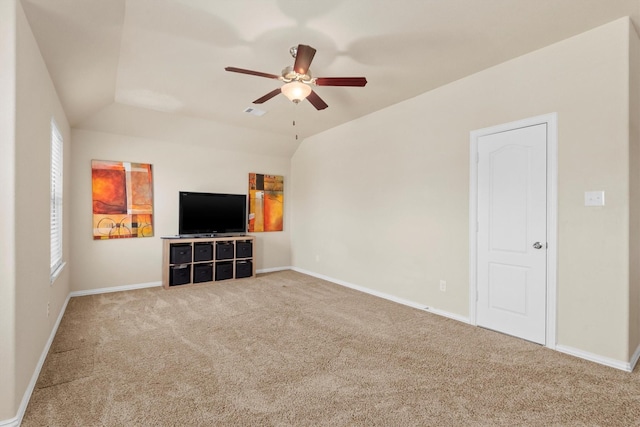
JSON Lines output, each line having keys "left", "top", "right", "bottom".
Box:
{"left": 22, "top": 270, "right": 640, "bottom": 426}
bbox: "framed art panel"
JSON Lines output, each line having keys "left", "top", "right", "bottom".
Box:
{"left": 248, "top": 173, "right": 283, "bottom": 232}
{"left": 92, "top": 160, "right": 154, "bottom": 239}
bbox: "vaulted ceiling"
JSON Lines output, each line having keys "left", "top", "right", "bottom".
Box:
{"left": 20, "top": 0, "right": 640, "bottom": 150}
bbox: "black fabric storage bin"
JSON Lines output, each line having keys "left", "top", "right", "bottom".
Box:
{"left": 170, "top": 244, "right": 192, "bottom": 264}
{"left": 216, "top": 242, "right": 234, "bottom": 260}
{"left": 193, "top": 242, "right": 213, "bottom": 262}
{"left": 193, "top": 263, "right": 213, "bottom": 283}
{"left": 169, "top": 264, "right": 191, "bottom": 286}
{"left": 215, "top": 261, "right": 234, "bottom": 281}
{"left": 236, "top": 260, "right": 253, "bottom": 279}
{"left": 236, "top": 241, "right": 253, "bottom": 258}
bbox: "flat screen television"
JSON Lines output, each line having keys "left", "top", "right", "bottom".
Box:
{"left": 178, "top": 191, "right": 247, "bottom": 236}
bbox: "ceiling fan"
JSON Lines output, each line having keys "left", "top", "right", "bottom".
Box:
{"left": 225, "top": 44, "right": 367, "bottom": 110}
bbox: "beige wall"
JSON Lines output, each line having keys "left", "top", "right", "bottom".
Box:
{"left": 69, "top": 129, "right": 292, "bottom": 292}
{"left": 0, "top": 0, "right": 17, "bottom": 420}
{"left": 292, "top": 18, "right": 633, "bottom": 363}
{"left": 7, "top": 0, "right": 72, "bottom": 421}
{"left": 629, "top": 23, "right": 640, "bottom": 361}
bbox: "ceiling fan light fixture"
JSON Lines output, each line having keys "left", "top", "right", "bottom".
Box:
{"left": 281, "top": 81, "right": 311, "bottom": 103}
{"left": 225, "top": 44, "right": 366, "bottom": 110}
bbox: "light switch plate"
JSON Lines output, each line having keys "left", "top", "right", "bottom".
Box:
{"left": 585, "top": 191, "right": 605, "bottom": 207}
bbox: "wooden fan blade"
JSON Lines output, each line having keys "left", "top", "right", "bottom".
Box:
{"left": 314, "top": 77, "right": 368, "bottom": 87}
{"left": 225, "top": 67, "right": 280, "bottom": 80}
{"left": 253, "top": 88, "right": 282, "bottom": 104}
{"left": 293, "top": 44, "right": 316, "bottom": 75}
{"left": 306, "top": 90, "right": 328, "bottom": 110}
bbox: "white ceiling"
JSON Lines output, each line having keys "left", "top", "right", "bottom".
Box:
{"left": 20, "top": 0, "right": 640, "bottom": 153}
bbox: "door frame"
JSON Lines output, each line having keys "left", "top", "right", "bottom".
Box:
{"left": 469, "top": 113, "right": 558, "bottom": 349}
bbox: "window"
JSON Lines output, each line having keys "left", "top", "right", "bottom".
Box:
{"left": 50, "top": 119, "right": 64, "bottom": 282}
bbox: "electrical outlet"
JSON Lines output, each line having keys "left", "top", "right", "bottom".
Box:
{"left": 47, "top": 302, "right": 50, "bottom": 317}
{"left": 315, "top": 254, "right": 320, "bottom": 262}
{"left": 439, "top": 280, "right": 447, "bottom": 292}
{"left": 585, "top": 191, "right": 605, "bottom": 207}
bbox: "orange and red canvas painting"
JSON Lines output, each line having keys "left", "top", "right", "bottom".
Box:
{"left": 92, "top": 160, "right": 154, "bottom": 239}
{"left": 248, "top": 173, "right": 283, "bottom": 232}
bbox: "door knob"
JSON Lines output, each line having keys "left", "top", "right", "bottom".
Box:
{"left": 533, "top": 242, "right": 543, "bottom": 249}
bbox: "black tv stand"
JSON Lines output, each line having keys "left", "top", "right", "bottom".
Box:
{"left": 163, "top": 233, "right": 248, "bottom": 239}
{"left": 162, "top": 235, "right": 255, "bottom": 289}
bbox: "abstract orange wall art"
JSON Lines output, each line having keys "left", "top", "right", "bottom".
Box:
{"left": 92, "top": 160, "right": 154, "bottom": 239}
{"left": 248, "top": 173, "right": 283, "bottom": 232}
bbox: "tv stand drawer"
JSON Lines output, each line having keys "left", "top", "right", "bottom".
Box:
{"left": 215, "top": 242, "right": 234, "bottom": 260}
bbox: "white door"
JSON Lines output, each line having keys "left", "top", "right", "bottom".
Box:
{"left": 476, "top": 123, "right": 547, "bottom": 344}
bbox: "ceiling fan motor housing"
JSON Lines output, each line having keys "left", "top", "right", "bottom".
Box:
{"left": 281, "top": 66, "right": 313, "bottom": 84}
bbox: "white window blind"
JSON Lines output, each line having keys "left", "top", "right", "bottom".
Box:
{"left": 50, "top": 119, "right": 64, "bottom": 281}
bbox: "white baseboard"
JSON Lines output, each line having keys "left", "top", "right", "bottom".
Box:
{"left": 68, "top": 271, "right": 298, "bottom": 298}
{"left": 422, "top": 305, "right": 471, "bottom": 324}
{"left": 257, "top": 266, "right": 292, "bottom": 274}
{"left": 291, "top": 267, "right": 470, "bottom": 324}
{"left": 0, "top": 414, "right": 19, "bottom": 427}
{"left": 70, "top": 281, "right": 161, "bottom": 297}
{"left": 4, "top": 293, "right": 71, "bottom": 427}
{"left": 1, "top": 280, "right": 163, "bottom": 426}
{"left": 555, "top": 345, "right": 635, "bottom": 372}
{"left": 291, "top": 267, "right": 640, "bottom": 372}
{"left": 69, "top": 270, "right": 300, "bottom": 296}
{"left": 630, "top": 342, "right": 640, "bottom": 372}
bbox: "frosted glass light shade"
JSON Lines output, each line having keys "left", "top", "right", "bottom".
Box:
{"left": 281, "top": 81, "right": 312, "bottom": 103}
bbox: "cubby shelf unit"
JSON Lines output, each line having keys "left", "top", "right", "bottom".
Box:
{"left": 161, "top": 235, "right": 255, "bottom": 289}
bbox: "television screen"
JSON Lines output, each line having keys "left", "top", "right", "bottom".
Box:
{"left": 179, "top": 192, "right": 247, "bottom": 236}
